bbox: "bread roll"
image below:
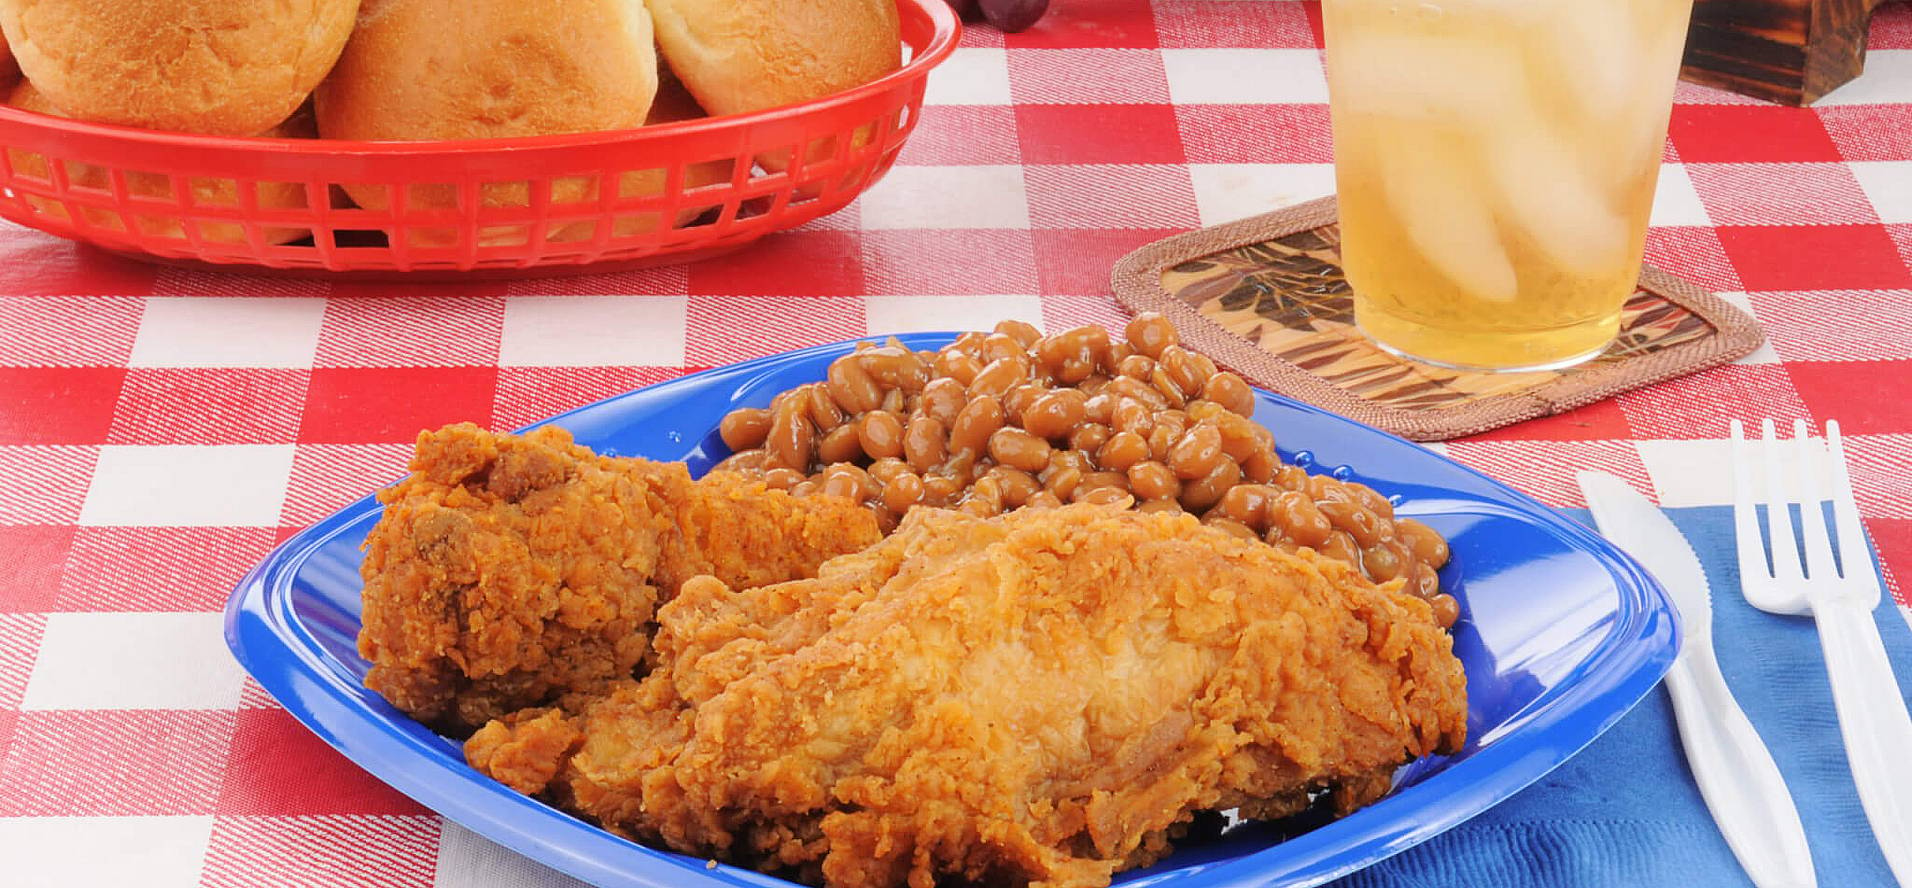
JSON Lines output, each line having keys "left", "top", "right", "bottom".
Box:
{"left": 551, "top": 74, "right": 733, "bottom": 241}
{"left": 647, "top": 0, "right": 900, "bottom": 118}
{"left": 5, "top": 80, "right": 316, "bottom": 244}
{"left": 316, "top": 0, "right": 660, "bottom": 243}
{"left": 0, "top": 24, "right": 17, "bottom": 85}
{"left": 0, "top": 0, "right": 358, "bottom": 135}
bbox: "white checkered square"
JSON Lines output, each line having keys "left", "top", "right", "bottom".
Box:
{"left": 1650, "top": 163, "right": 1712, "bottom": 228}
{"left": 1814, "top": 50, "right": 1912, "bottom": 105}
{"left": 22, "top": 612, "right": 245, "bottom": 710}
{"left": 864, "top": 295, "right": 1046, "bottom": 336}
{"left": 923, "top": 48, "right": 1013, "bottom": 105}
{"left": 1189, "top": 163, "right": 1336, "bottom": 226}
{"left": 129, "top": 297, "right": 326, "bottom": 369}
{"left": 79, "top": 445, "right": 294, "bottom": 527}
{"left": 433, "top": 822, "right": 593, "bottom": 888}
{"left": 857, "top": 165, "right": 1032, "bottom": 230}
{"left": 1161, "top": 48, "right": 1328, "bottom": 104}
{"left": 0, "top": 816, "right": 214, "bottom": 888}
{"left": 499, "top": 296, "right": 688, "bottom": 367}
{"left": 1850, "top": 161, "right": 1912, "bottom": 224}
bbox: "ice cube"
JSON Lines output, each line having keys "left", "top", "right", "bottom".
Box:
{"left": 1482, "top": 118, "right": 1630, "bottom": 277}
{"left": 1544, "top": 1, "right": 1638, "bottom": 122}
{"left": 1325, "top": 28, "right": 1527, "bottom": 124}
{"left": 1380, "top": 137, "right": 1520, "bottom": 303}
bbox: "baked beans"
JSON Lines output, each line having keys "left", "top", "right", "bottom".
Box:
{"left": 710, "top": 314, "right": 1456, "bottom": 626}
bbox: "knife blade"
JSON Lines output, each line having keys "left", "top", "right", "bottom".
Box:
{"left": 1577, "top": 471, "right": 1817, "bottom": 888}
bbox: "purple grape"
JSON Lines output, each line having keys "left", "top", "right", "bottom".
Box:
{"left": 980, "top": 0, "right": 1049, "bottom": 32}
{"left": 944, "top": 0, "right": 983, "bottom": 22}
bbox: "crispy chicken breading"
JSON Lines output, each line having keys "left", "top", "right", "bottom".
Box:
{"left": 356, "top": 423, "right": 881, "bottom": 734}
{"left": 468, "top": 503, "right": 1468, "bottom": 888}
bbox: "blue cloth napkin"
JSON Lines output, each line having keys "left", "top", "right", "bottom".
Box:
{"left": 1332, "top": 506, "right": 1912, "bottom": 888}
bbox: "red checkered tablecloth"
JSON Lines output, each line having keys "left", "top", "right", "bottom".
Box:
{"left": 3, "top": 1, "right": 1912, "bottom": 885}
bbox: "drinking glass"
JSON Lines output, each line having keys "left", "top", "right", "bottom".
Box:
{"left": 1323, "top": 0, "right": 1696, "bottom": 370}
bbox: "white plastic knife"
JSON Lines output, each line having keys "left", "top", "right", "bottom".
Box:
{"left": 1578, "top": 471, "right": 1817, "bottom": 888}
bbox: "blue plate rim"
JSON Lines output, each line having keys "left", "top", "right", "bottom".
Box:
{"left": 225, "top": 332, "right": 1681, "bottom": 888}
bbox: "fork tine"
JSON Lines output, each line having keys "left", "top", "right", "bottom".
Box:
{"left": 1824, "top": 421, "right": 1874, "bottom": 593}
{"left": 1762, "top": 419, "right": 1804, "bottom": 580}
{"left": 1793, "top": 419, "right": 1838, "bottom": 581}
{"left": 1730, "top": 420, "right": 1771, "bottom": 583}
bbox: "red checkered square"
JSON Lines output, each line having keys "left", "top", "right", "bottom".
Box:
{"left": 1465, "top": 400, "right": 1636, "bottom": 443}
{"left": 1866, "top": 518, "right": 1912, "bottom": 609}
{"left": 240, "top": 676, "right": 282, "bottom": 711}
{"left": 896, "top": 106, "right": 1023, "bottom": 166}
{"left": 1843, "top": 434, "right": 1912, "bottom": 520}
{"left": 1748, "top": 290, "right": 1912, "bottom": 362}
{"left": 1685, "top": 163, "right": 1880, "bottom": 226}
{"left": 1669, "top": 105, "right": 1842, "bottom": 163}
{"left": 56, "top": 526, "right": 279, "bottom": 612}
{"left": 1672, "top": 79, "right": 1771, "bottom": 106}
{"left": 685, "top": 296, "right": 868, "bottom": 364}
{"left": 0, "top": 445, "right": 96, "bottom": 524}
{"left": 1024, "top": 165, "right": 1198, "bottom": 229}
{"left": 0, "top": 709, "right": 234, "bottom": 815}
{"left": 1017, "top": 104, "right": 1185, "bottom": 165}
{"left": 1892, "top": 223, "right": 1912, "bottom": 270}
{"left": 0, "top": 231, "right": 158, "bottom": 295}
{"left": 1032, "top": 228, "right": 1182, "bottom": 295}
{"left": 862, "top": 229, "right": 1042, "bottom": 295}
{"left": 1152, "top": 0, "right": 1318, "bottom": 48}
{"left": 504, "top": 265, "right": 690, "bottom": 296}
{"left": 1177, "top": 105, "right": 1334, "bottom": 164}
{"left": 0, "top": 296, "right": 144, "bottom": 367}
{"left": 688, "top": 230, "right": 866, "bottom": 296}
{"left": 1042, "top": 294, "right": 1133, "bottom": 333}
{"left": 1787, "top": 361, "right": 1912, "bottom": 436}
{"left": 106, "top": 368, "right": 306, "bottom": 445}
{"left": 492, "top": 367, "right": 680, "bottom": 431}
{"left": 1871, "top": 2, "right": 1912, "bottom": 48}
{"left": 299, "top": 367, "right": 499, "bottom": 444}
{"left": 1004, "top": 0, "right": 1158, "bottom": 48}
{"left": 1006, "top": 49, "right": 1171, "bottom": 103}
{"left": 1643, "top": 226, "right": 1743, "bottom": 294}
{"left": 0, "top": 526, "right": 72, "bottom": 613}
{"left": 1440, "top": 440, "right": 1651, "bottom": 508}
{"left": 1617, "top": 364, "right": 1812, "bottom": 440}
{"left": 1819, "top": 107, "right": 1912, "bottom": 162}
{"left": 0, "top": 613, "right": 46, "bottom": 707}
{"left": 0, "top": 367, "right": 125, "bottom": 445}
{"left": 314, "top": 297, "right": 506, "bottom": 368}
{"left": 201, "top": 815, "right": 439, "bottom": 888}
{"left": 152, "top": 268, "right": 331, "bottom": 298}
{"left": 280, "top": 443, "right": 412, "bottom": 527}
{"left": 217, "top": 709, "right": 427, "bottom": 816}
{"left": 329, "top": 280, "right": 509, "bottom": 301}
{"left": 1717, "top": 225, "right": 1912, "bottom": 291}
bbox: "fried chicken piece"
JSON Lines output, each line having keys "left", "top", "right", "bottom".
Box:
{"left": 470, "top": 503, "right": 1467, "bottom": 888}
{"left": 357, "top": 423, "right": 881, "bottom": 735}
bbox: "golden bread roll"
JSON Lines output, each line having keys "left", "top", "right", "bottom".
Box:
{"left": 5, "top": 80, "right": 315, "bottom": 244}
{"left": 0, "top": 24, "right": 16, "bottom": 85}
{"left": 0, "top": 0, "right": 358, "bottom": 135}
{"left": 551, "top": 74, "right": 734, "bottom": 242}
{"left": 647, "top": 0, "right": 900, "bottom": 118}
{"left": 315, "top": 0, "right": 661, "bottom": 244}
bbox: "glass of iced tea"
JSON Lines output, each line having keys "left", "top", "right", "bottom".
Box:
{"left": 1324, "top": 0, "right": 1695, "bottom": 370}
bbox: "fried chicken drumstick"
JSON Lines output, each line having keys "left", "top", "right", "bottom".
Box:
{"left": 468, "top": 503, "right": 1468, "bottom": 888}
{"left": 357, "top": 423, "right": 882, "bottom": 734}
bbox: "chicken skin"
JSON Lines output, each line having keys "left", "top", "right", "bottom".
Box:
{"left": 357, "top": 423, "right": 881, "bottom": 735}
{"left": 467, "top": 503, "right": 1468, "bottom": 888}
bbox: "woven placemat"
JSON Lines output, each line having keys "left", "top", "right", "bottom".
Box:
{"left": 1110, "top": 197, "right": 1765, "bottom": 441}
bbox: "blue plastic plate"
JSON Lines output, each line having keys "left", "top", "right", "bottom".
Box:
{"left": 226, "top": 333, "right": 1680, "bottom": 888}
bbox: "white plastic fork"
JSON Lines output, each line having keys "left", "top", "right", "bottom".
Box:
{"left": 1731, "top": 418, "right": 1912, "bottom": 886}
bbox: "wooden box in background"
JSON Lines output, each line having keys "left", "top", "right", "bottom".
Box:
{"left": 1682, "top": 0, "right": 1894, "bottom": 104}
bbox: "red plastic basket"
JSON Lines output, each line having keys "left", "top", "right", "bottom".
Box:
{"left": 0, "top": 0, "right": 958, "bottom": 278}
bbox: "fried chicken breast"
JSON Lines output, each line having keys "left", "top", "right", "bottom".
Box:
{"left": 469, "top": 503, "right": 1468, "bottom": 888}
{"left": 357, "top": 423, "right": 881, "bottom": 734}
